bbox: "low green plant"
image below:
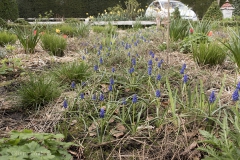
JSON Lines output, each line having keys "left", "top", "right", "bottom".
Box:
{"left": 0, "top": 129, "right": 76, "bottom": 160}
{"left": 64, "top": 18, "right": 80, "bottom": 24}
{"left": 170, "top": 19, "right": 189, "bottom": 41}
{"left": 0, "top": 31, "right": 17, "bottom": 46}
{"left": 132, "top": 21, "right": 143, "bottom": 30}
{"left": 57, "top": 24, "right": 76, "bottom": 37}
{"left": 52, "top": 61, "right": 91, "bottom": 83}
{"left": 0, "top": 47, "right": 7, "bottom": 59}
{"left": 192, "top": 41, "right": 226, "bottom": 66}
{"left": 18, "top": 74, "right": 62, "bottom": 110}
{"left": 75, "top": 22, "right": 90, "bottom": 37}
{"left": 190, "top": 20, "right": 212, "bottom": 34}
{"left": 198, "top": 108, "right": 240, "bottom": 160}
{"left": 221, "top": 28, "right": 240, "bottom": 70}
{"left": 0, "top": 57, "right": 22, "bottom": 75}
{"left": 14, "top": 26, "right": 41, "bottom": 54}
{"left": 92, "top": 26, "right": 106, "bottom": 33}
{"left": 41, "top": 33, "right": 67, "bottom": 57}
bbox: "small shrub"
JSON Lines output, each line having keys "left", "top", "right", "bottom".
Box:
{"left": 132, "top": 21, "right": 143, "bottom": 30}
{"left": 18, "top": 74, "right": 62, "bottom": 110}
{"left": 65, "top": 18, "right": 80, "bottom": 23}
{"left": 52, "top": 61, "right": 91, "bottom": 83}
{"left": 41, "top": 33, "right": 67, "bottom": 57}
{"left": 192, "top": 42, "right": 226, "bottom": 66}
{"left": 0, "top": 129, "right": 75, "bottom": 160}
{"left": 203, "top": 1, "right": 223, "bottom": 21}
{"left": 0, "top": 31, "right": 17, "bottom": 46}
{"left": 58, "top": 24, "right": 77, "bottom": 37}
{"left": 14, "top": 25, "right": 41, "bottom": 54}
{"left": 172, "top": 7, "right": 181, "bottom": 20}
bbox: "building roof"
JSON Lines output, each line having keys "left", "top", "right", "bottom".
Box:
{"left": 220, "top": 0, "right": 234, "bottom": 10}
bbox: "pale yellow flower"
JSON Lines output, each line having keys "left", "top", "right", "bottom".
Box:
{"left": 110, "top": 12, "right": 112, "bottom": 14}
{"left": 86, "top": 13, "right": 88, "bottom": 15}
{"left": 56, "top": 29, "right": 60, "bottom": 33}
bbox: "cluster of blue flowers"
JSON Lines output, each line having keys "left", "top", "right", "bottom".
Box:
{"left": 232, "top": 82, "right": 240, "bottom": 101}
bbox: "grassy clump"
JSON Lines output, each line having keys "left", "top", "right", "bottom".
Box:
{"left": 192, "top": 41, "right": 226, "bottom": 66}
{"left": 52, "top": 61, "right": 91, "bottom": 83}
{"left": 41, "top": 33, "right": 67, "bottom": 57}
{"left": 0, "top": 31, "right": 17, "bottom": 46}
{"left": 18, "top": 74, "right": 62, "bottom": 110}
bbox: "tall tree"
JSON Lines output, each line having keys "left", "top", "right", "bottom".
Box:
{"left": 0, "top": 0, "right": 19, "bottom": 21}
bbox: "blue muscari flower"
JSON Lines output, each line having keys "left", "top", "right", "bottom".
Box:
{"left": 92, "top": 94, "right": 96, "bottom": 100}
{"left": 134, "top": 42, "right": 138, "bottom": 46}
{"left": 232, "top": 89, "right": 239, "bottom": 101}
{"left": 112, "top": 67, "right": 115, "bottom": 73}
{"left": 236, "top": 82, "right": 240, "bottom": 90}
{"left": 132, "top": 94, "right": 138, "bottom": 103}
{"left": 149, "top": 50, "right": 154, "bottom": 56}
{"left": 63, "top": 99, "right": 68, "bottom": 109}
{"left": 151, "top": 53, "right": 155, "bottom": 58}
{"left": 108, "top": 85, "right": 113, "bottom": 91}
{"left": 129, "top": 67, "right": 134, "bottom": 74}
{"left": 128, "top": 52, "right": 130, "bottom": 57}
{"left": 155, "top": 57, "right": 158, "bottom": 61}
{"left": 209, "top": 91, "right": 216, "bottom": 103}
{"left": 148, "top": 59, "right": 153, "bottom": 66}
{"left": 82, "top": 56, "right": 85, "bottom": 60}
{"left": 110, "top": 42, "right": 112, "bottom": 45}
{"left": 71, "top": 81, "right": 76, "bottom": 89}
{"left": 156, "top": 74, "right": 161, "bottom": 81}
{"left": 99, "top": 57, "right": 103, "bottom": 64}
{"left": 108, "top": 47, "right": 111, "bottom": 51}
{"left": 180, "top": 64, "right": 186, "bottom": 74}
{"left": 110, "top": 78, "right": 114, "bottom": 85}
{"left": 99, "top": 93, "right": 104, "bottom": 101}
{"left": 131, "top": 58, "right": 136, "bottom": 66}
{"left": 100, "top": 108, "right": 105, "bottom": 118}
{"left": 97, "top": 50, "right": 101, "bottom": 55}
{"left": 136, "top": 53, "right": 139, "bottom": 57}
{"left": 125, "top": 43, "right": 129, "bottom": 49}
{"left": 156, "top": 89, "right": 161, "bottom": 98}
{"left": 99, "top": 44, "right": 102, "bottom": 50}
{"left": 94, "top": 65, "right": 98, "bottom": 71}
{"left": 148, "top": 67, "right": 152, "bottom": 76}
{"left": 122, "top": 98, "right": 127, "bottom": 105}
{"left": 183, "top": 74, "right": 188, "bottom": 83}
{"left": 80, "top": 93, "right": 84, "bottom": 99}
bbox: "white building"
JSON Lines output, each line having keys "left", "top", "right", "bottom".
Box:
{"left": 220, "top": 0, "right": 235, "bottom": 19}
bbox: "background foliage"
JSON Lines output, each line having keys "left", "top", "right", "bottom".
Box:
{"left": 14, "top": 0, "right": 235, "bottom": 19}
{"left": 0, "top": 0, "right": 19, "bottom": 21}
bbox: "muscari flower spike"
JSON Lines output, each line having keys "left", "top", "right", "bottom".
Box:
{"left": 131, "top": 58, "right": 136, "bottom": 66}
{"left": 132, "top": 94, "right": 138, "bottom": 103}
{"left": 232, "top": 89, "right": 239, "bottom": 101}
{"left": 156, "top": 74, "right": 161, "bottom": 81}
{"left": 209, "top": 91, "right": 216, "bottom": 103}
{"left": 92, "top": 94, "right": 96, "bottom": 101}
{"left": 80, "top": 93, "right": 84, "bottom": 99}
{"left": 110, "top": 78, "right": 114, "bottom": 85}
{"left": 148, "top": 59, "right": 153, "bottom": 66}
{"left": 129, "top": 67, "right": 134, "bottom": 74}
{"left": 99, "top": 57, "right": 103, "bottom": 64}
{"left": 183, "top": 74, "right": 188, "bottom": 83}
{"left": 148, "top": 67, "right": 152, "bottom": 76}
{"left": 71, "top": 81, "right": 76, "bottom": 89}
{"left": 63, "top": 99, "right": 68, "bottom": 109}
{"left": 156, "top": 89, "right": 161, "bottom": 98}
{"left": 94, "top": 65, "right": 98, "bottom": 72}
{"left": 122, "top": 98, "right": 127, "bottom": 105}
{"left": 99, "top": 108, "right": 105, "bottom": 118}
{"left": 112, "top": 67, "right": 115, "bottom": 73}
{"left": 180, "top": 63, "right": 186, "bottom": 74}
{"left": 99, "top": 93, "right": 104, "bottom": 101}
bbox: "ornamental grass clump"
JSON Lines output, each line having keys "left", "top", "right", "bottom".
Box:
{"left": 41, "top": 33, "right": 67, "bottom": 57}
{"left": 52, "top": 61, "right": 91, "bottom": 84}
{"left": 192, "top": 41, "right": 226, "bottom": 66}
{"left": 170, "top": 19, "right": 189, "bottom": 41}
{"left": 18, "top": 74, "right": 62, "bottom": 110}
{"left": 0, "top": 31, "right": 17, "bottom": 46}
